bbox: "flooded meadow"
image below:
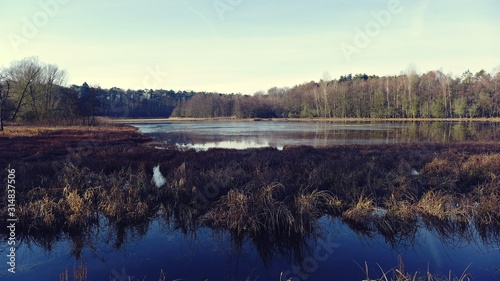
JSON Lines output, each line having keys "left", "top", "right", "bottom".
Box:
{"left": 1, "top": 121, "right": 500, "bottom": 280}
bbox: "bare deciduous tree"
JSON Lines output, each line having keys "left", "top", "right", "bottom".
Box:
{"left": 4, "top": 57, "right": 67, "bottom": 122}
{"left": 6, "top": 57, "right": 42, "bottom": 121}
{"left": 0, "top": 72, "right": 11, "bottom": 131}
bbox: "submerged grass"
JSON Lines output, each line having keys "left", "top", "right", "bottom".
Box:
{"left": 56, "top": 256, "right": 475, "bottom": 281}
{"left": 59, "top": 259, "right": 88, "bottom": 281}
{"left": 360, "top": 256, "right": 473, "bottom": 281}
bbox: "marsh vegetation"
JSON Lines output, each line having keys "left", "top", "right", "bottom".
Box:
{"left": 1, "top": 122, "right": 500, "bottom": 280}
{"left": 5, "top": 142, "right": 500, "bottom": 239}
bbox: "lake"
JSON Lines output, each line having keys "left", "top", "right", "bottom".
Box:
{"left": 133, "top": 120, "right": 500, "bottom": 150}
{"left": 2, "top": 120, "right": 500, "bottom": 281}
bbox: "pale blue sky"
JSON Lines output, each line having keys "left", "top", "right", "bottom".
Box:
{"left": 1, "top": 0, "right": 499, "bottom": 94}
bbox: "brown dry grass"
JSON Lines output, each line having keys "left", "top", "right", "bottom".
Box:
{"left": 0, "top": 124, "right": 135, "bottom": 137}
{"left": 343, "top": 195, "right": 376, "bottom": 225}
{"left": 59, "top": 259, "right": 88, "bottom": 281}
{"left": 383, "top": 194, "right": 416, "bottom": 222}
{"left": 4, "top": 142, "right": 500, "bottom": 242}
{"left": 416, "top": 191, "right": 467, "bottom": 221}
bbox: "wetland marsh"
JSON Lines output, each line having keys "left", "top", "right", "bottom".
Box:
{"left": 1, "top": 120, "right": 500, "bottom": 280}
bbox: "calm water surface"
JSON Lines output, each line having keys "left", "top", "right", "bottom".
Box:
{"left": 133, "top": 120, "right": 500, "bottom": 150}
{"left": 2, "top": 217, "right": 499, "bottom": 280}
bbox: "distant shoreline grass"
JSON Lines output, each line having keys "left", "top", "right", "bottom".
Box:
{"left": 0, "top": 117, "right": 125, "bottom": 137}
{"left": 0, "top": 123, "right": 132, "bottom": 137}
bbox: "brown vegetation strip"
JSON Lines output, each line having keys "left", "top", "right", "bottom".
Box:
{"left": 0, "top": 126, "right": 499, "bottom": 248}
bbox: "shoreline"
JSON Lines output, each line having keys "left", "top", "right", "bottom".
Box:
{"left": 109, "top": 116, "right": 500, "bottom": 123}
{"left": 2, "top": 120, "right": 500, "bottom": 162}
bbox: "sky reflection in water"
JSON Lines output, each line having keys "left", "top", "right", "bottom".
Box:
{"left": 133, "top": 121, "right": 500, "bottom": 150}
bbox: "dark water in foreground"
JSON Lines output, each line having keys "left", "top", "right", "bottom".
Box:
{"left": 2, "top": 217, "right": 499, "bottom": 280}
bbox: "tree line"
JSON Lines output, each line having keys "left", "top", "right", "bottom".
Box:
{"left": 1, "top": 57, "right": 499, "bottom": 130}
{"left": 0, "top": 57, "right": 194, "bottom": 129}
{"left": 175, "top": 68, "right": 500, "bottom": 119}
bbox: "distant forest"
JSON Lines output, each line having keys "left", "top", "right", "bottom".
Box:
{"left": 1, "top": 57, "right": 499, "bottom": 129}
